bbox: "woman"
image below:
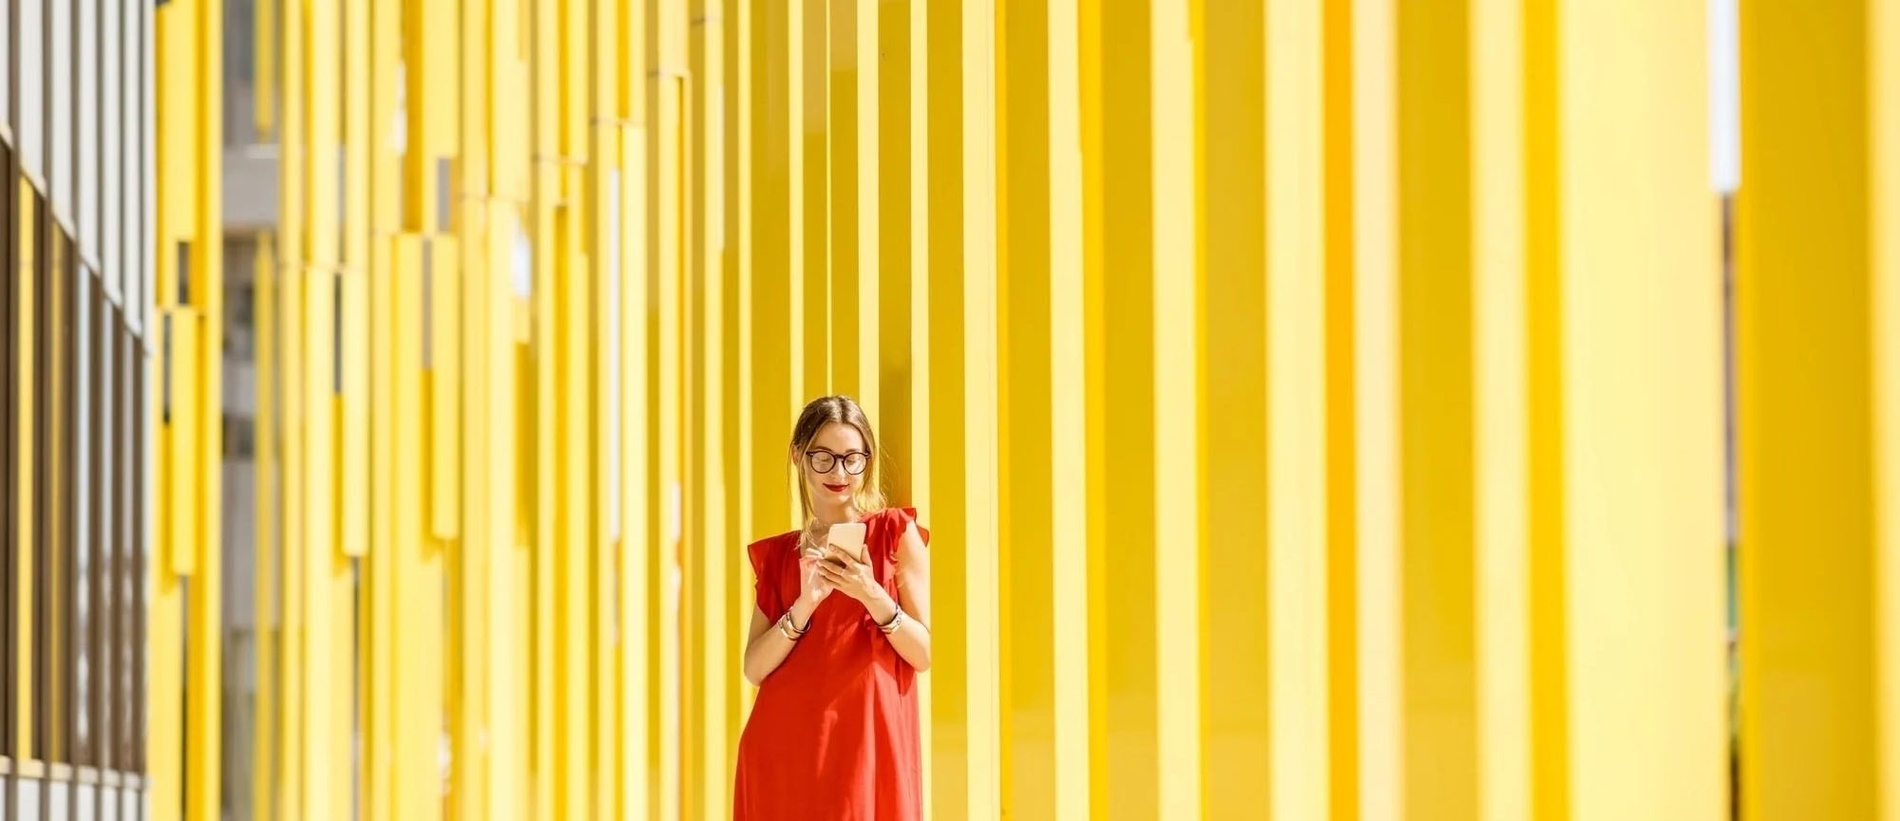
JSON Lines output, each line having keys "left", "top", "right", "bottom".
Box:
{"left": 734, "top": 395, "right": 932, "bottom": 820}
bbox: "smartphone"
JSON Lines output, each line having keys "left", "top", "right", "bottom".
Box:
{"left": 827, "top": 522, "right": 868, "bottom": 563}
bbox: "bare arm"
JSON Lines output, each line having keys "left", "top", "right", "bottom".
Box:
{"left": 742, "top": 598, "right": 818, "bottom": 686}
{"left": 861, "top": 520, "right": 931, "bottom": 672}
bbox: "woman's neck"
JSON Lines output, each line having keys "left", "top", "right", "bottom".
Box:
{"left": 808, "top": 505, "right": 855, "bottom": 529}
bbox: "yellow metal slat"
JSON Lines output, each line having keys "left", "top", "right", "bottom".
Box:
{"left": 1265, "top": 0, "right": 1330, "bottom": 815}
{"left": 802, "top": 0, "right": 830, "bottom": 397}
{"left": 829, "top": 0, "right": 878, "bottom": 414}
{"left": 555, "top": 198, "right": 596, "bottom": 820}
{"left": 392, "top": 235, "right": 445, "bottom": 821}
{"left": 1470, "top": 0, "right": 1533, "bottom": 816}
{"left": 1878, "top": 1, "right": 1900, "bottom": 817}
{"left": 1561, "top": 1, "right": 1724, "bottom": 816}
{"left": 1197, "top": 0, "right": 1268, "bottom": 815}
{"left": 430, "top": 238, "right": 463, "bottom": 539}
{"left": 13, "top": 184, "right": 34, "bottom": 764}
{"left": 689, "top": 0, "right": 731, "bottom": 815}
{"left": 619, "top": 120, "right": 655, "bottom": 821}
{"left": 279, "top": 263, "right": 306, "bottom": 821}
{"left": 166, "top": 309, "right": 200, "bottom": 579}
{"left": 1739, "top": 0, "right": 1879, "bottom": 816}
{"left": 252, "top": 235, "right": 281, "bottom": 821}
{"left": 997, "top": 1, "right": 1062, "bottom": 816}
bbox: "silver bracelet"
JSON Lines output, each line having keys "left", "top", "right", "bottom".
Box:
{"left": 877, "top": 609, "right": 904, "bottom": 635}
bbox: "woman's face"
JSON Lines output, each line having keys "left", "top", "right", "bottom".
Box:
{"left": 800, "top": 421, "right": 869, "bottom": 511}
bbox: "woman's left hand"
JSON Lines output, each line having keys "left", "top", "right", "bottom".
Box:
{"left": 817, "top": 546, "right": 886, "bottom": 606}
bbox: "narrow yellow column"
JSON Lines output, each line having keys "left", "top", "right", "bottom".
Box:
{"left": 688, "top": 0, "right": 733, "bottom": 816}
{"left": 723, "top": 0, "right": 760, "bottom": 741}
{"left": 997, "top": 0, "right": 1058, "bottom": 814}
{"left": 364, "top": 0, "right": 403, "bottom": 816}
{"left": 620, "top": 2, "right": 657, "bottom": 816}
{"left": 187, "top": 1, "right": 226, "bottom": 816}
{"left": 1739, "top": 1, "right": 1882, "bottom": 817}
{"left": 252, "top": 235, "right": 282, "bottom": 821}
{"left": 876, "top": 0, "right": 924, "bottom": 513}
{"left": 588, "top": 1, "right": 625, "bottom": 818}
{"left": 1469, "top": 0, "right": 1536, "bottom": 815}
{"left": 925, "top": 0, "right": 1001, "bottom": 817}
{"left": 650, "top": 2, "right": 690, "bottom": 817}
{"left": 1558, "top": 2, "right": 1724, "bottom": 818}
{"left": 1878, "top": 3, "right": 1900, "bottom": 817}
{"left": 803, "top": 0, "right": 832, "bottom": 398}
{"left": 1196, "top": 0, "right": 1268, "bottom": 812}
{"left": 830, "top": 0, "right": 879, "bottom": 413}
{"left": 1082, "top": 0, "right": 1199, "bottom": 815}
{"left": 750, "top": 0, "right": 803, "bottom": 545}
{"left": 527, "top": 0, "right": 561, "bottom": 814}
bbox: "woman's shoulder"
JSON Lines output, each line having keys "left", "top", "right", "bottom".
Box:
{"left": 745, "top": 530, "right": 800, "bottom": 565}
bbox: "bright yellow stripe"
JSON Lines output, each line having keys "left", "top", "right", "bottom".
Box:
{"left": 279, "top": 262, "right": 306, "bottom": 821}
{"left": 252, "top": 235, "right": 281, "bottom": 821}
{"left": 654, "top": 8, "right": 689, "bottom": 817}
{"left": 997, "top": 0, "right": 1052, "bottom": 815}
{"left": 13, "top": 186, "right": 34, "bottom": 764}
{"left": 723, "top": 0, "right": 758, "bottom": 764}
{"left": 393, "top": 236, "right": 445, "bottom": 821}
{"left": 1739, "top": 1, "right": 1879, "bottom": 817}
{"left": 802, "top": 0, "right": 830, "bottom": 400}
{"left": 1562, "top": 3, "right": 1723, "bottom": 817}
{"left": 555, "top": 197, "right": 596, "bottom": 821}
{"left": 1348, "top": 0, "right": 1401, "bottom": 816}
{"left": 367, "top": 238, "right": 399, "bottom": 821}
{"left": 620, "top": 122, "right": 655, "bottom": 821}
{"left": 1196, "top": 0, "right": 1268, "bottom": 815}
{"left": 829, "top": 0, "right": 878, "bottom": 414}
{"left": 589, "top": 5, "right": 623, "bottom": 814}
{"left": 1470, "top": 0, "right": 1532, "bottom": 816}
{"left": 1879, "top": 3, "right": 1900, "bottom": 817}
{"left": 166, "top": 309, "right": 199, "bottom": 578}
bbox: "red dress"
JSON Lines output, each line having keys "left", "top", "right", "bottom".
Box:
{"left": 734, "top": 507, "right": 927, "bottom": 820}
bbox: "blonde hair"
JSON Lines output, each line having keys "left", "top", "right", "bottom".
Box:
{"left": 789, "top": 395, "right": 886, "bottom": 518}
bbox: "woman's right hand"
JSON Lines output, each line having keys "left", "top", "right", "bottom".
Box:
{"left": 797, "top": 545, "right": 835, "bottom": 613}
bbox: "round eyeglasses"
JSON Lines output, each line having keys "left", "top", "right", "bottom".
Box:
{"left": 805, "top": 448, "right": 870, "bottom": 476}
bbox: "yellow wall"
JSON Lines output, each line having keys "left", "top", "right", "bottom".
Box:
{"left": 130, "top": 0, "right": 1900, "bottom": 820}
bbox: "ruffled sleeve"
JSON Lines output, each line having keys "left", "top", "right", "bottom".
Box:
{"left": 747, "top": 536, "right": 784, "bottom": 620}
{"left": 881, "top": 507, "right": 929, "bottom": 565}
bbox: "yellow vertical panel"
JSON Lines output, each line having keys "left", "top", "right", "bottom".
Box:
{"left": 1396, "top": 1, "right": 1478, "bottom": 818}
{"left": 750, "top": 0, "right": 803, "bottom": 547}
{"left": 155, "top": 0, "right": 197, "bottom": 304}
{"left": 1348, "top": 0, "right": 1402, "bottom": 816}
{"left": 689, "top": 0, "right": 731, "bottom": 816}
{"left": 430, "top": 240, "right": 462, "bottom": 540}
{"left": 1560, "top": 2, "right": 1724, "bottom": 818}
{"left": 366, "top": 8, "right": 403, "bottom": 815}
{"left": 148, "top": 578, "right": 184, "bottom": 821}
{"left": 253, "top": 236, "right": 282, "bottom": 821}
{"left": 1265, "top": 0, "right": 1332, "bottom": 815}
{"left": 12, "top": 188, "right": 32, "bottom": 762}
{"left": 342, "top": 0, "right": 371, "bottom": 561}
{"left": 905, "top": 3, "right": 933, "bottom": 810}
{"left": 404, "top": 0, "right": 460, "bottom": 231}
{"left": 652, "top": 3, "right": 689, "bottom": 817}
{"left": 1087, "top": 0, "right": 1203, "bottom": 814}
{"left": 926, "top": 0, "right": 967, "bottom": 814}
{"left": 876, "top": 0, "right": 918, "bottom": 509}
{"left": 474, "top": 200, "right": 531, "bottom": 821}
{"left": 1469, "top": 0, "right": 1532, "bottom": 816}
{"left": 367, "top": 238, "right": 399, "bottom": 821}
{"left": 723, "top": 0, "right": 759, "bottom": 752}
{"left": 803, "top": 0, "right": 830, "bottom": 398}
{"left": 1321, "top": 0, "right": 1361, "bottom": 813}
{"left": 997, "top": 0, "right": 1056, "bottom": 814}
{"left": 1044, "top": 0, "right": 1087, "bottom": 816}
{"left": 620, "top": 124, "right": 654, "bottom": 821}
{"left": 255, "top": 0, "right": 275, "bottom": 139}
{"left": 279, "top": 262, "right": 307, "bottom": 821}
{"left": 963, "top": 0, "right": 1002, "bottom": 817}
{"left": 1078, "top": 1, "right": 1102, "bottom": 816}
{"left": 1149, "top": 0, "right": 1199, "bottom": 814}
{"left": 588, "top": 4, "right": 623, "bottom": 817}
{"left": 554, "top": 198, "right": 596, "bottom": 821}
{"left": 392, "top": 236, "right": 445, "bottom": 821}
{"left": 190, "top": 0, "right": 229, "bottom": 810}
{"left": 1739, "top": 1, "right": 1879, "bottom": 817}
{"left": 166, "top": 310, "right": 200, "bottom": 578}
{"left": 829, "top": 0, "right": 879, "bottom": 413}
{"left": 1196, "top": 0, "right": 1268, "bottom": 815}
{"left": 1878, "top": 2, "right": 1900, "bottom": 818}
{"left": 529, "top": 0, "right": 562, "bottom": 812}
